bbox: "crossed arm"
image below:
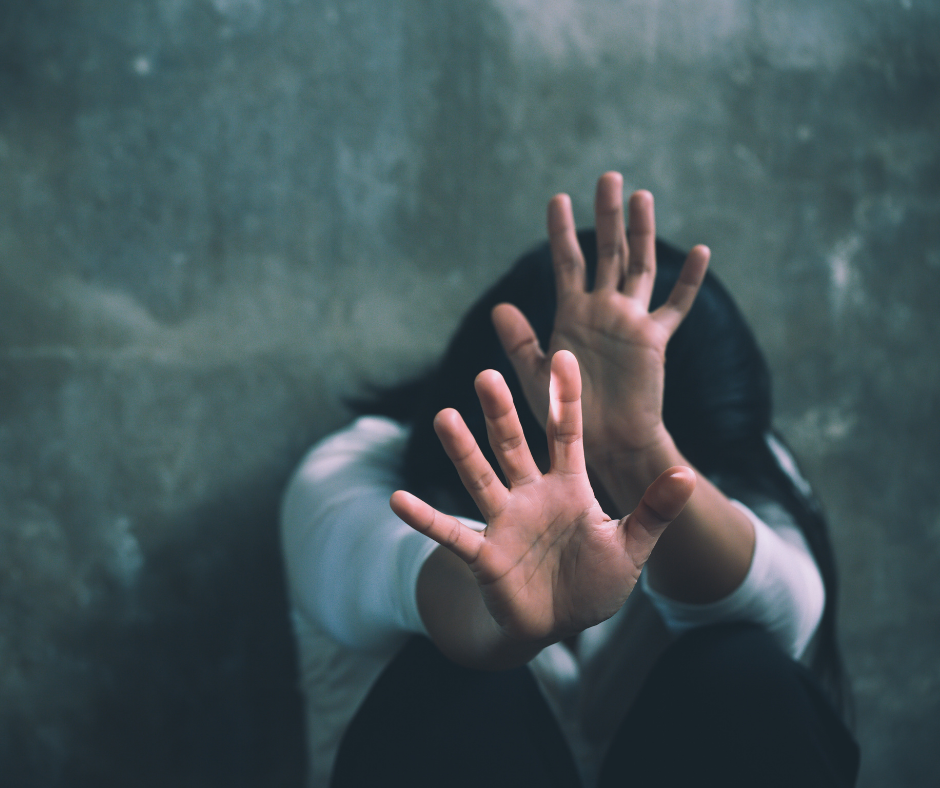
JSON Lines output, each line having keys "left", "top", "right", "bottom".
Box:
{"left": 392, "top": 173, "right": 756, "bottom": 670}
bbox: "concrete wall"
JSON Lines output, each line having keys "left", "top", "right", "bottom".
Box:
{"left": 1, "top": 1, "right": 938, "bottom": 785}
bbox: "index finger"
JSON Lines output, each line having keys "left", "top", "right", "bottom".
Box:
{"left": 548, "top": 193, "right": 586, "bottom": 297}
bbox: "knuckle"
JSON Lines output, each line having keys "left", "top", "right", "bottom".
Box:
{"left": 508, "top": 334, "right": 539, "bottom": 357}
{"left": 597, "top": 240, "right": 626, "bottom": 261}
{"left": 556, "top": 254, "right": 582, "bottom": 273}
{"left": 467, "top": 467, "right": 496, "bottom": 493}
{"left": 445, "top": 519, "right": 462, "bottom": 547}
{"left": 552, "top": 427, "right": 581, "bottom": 446}
{"left": 495, "top": 434, "right": 524, "bottom": 454}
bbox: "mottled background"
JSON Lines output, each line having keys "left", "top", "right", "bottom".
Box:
{"left": 1, "top": 0, "right": 938, "bottom": 785}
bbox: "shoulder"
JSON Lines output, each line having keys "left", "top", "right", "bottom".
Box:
{"left": 303, "top": 415, "right": 408, "bottom": 465}
{"left": 289, "top": 416, "right": 409, "bottom": 489}
{"left": 281, "top": 415, "right": 410, "bottom": 550}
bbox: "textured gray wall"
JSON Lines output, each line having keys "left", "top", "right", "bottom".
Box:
{"left": 1, "top": 1, "right": 938, "bottom": 785}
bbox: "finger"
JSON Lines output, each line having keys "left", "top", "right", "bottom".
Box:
{"left": 492, "top": 303, "right": 550, "bottom": 424}
{"left": 474, "top": 369, "right": 541, "bottom": 486}
{"left": 651, "top": 245, "right": 710, "bottom": 336}
{"left": 547, "top": 193, "right": 586, "bottom": 296}
{"left": 434, "top": 407, "right": 510, "bottom": 519}
{"left": 594, "top": 172, "right": 628, "bottom": 291}
{"left": 620, "top": 466, "right": 696, "bottom": 566}
{"left": 390, "top": 490, "right": 484, "bottom": 565}
{"left": 545, "top": 350, "right": 586, "bottom": 476}
{"left": 623, "top": 189, "right": 657, "bottom": 306}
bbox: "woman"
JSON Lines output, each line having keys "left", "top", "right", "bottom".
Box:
{"left": 281, "top": 174, "right": 859, "bottom": 787}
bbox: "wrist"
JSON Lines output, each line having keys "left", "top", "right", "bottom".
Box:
{"left": 478, "top": 617, "right": 555, "bottom": 670}
{"left": 590, "top": 426, "right": 685, "bottom": 513}
{"left": 592, "top": 424, "right": 680, "bottom": 482}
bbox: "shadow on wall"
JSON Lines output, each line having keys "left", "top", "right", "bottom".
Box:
{"left": 0, "top": 473, "right": 306, "bottom": 788}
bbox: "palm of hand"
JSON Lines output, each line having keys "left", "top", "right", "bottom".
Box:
{"left": 391, "top": 350, "right": 694, "bottom": 648}
{"left": 492, "top": 175, "right": 709, "bottom": 465}
{"left": 549, "top": 289, "right": 672, "bottom": 457}
{"left": 471, "top": 469, "right": 636, "bottom": 642}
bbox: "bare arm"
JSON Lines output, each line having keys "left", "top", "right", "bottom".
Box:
{"left": 590, "top": 432, "right": 755, "bottom": 602}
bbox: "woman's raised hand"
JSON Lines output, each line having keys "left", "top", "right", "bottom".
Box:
{"left": 492, "top": 173, "right": 710, "bottom": 467}
{"left": 391, "top": 350, "right": 695, "bottom": 646}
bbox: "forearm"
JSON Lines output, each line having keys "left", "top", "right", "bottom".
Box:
{"left": 592, "top": 429, "right": 755, "bottom": 604}
{"left": 416, "top": 546, "right": 553, "bottom": 670}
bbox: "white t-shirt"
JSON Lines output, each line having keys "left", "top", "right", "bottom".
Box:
{"left": 280, "top": 416, "right": 825, "bottom": 788}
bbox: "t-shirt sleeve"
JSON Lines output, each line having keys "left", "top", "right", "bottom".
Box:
{"left": 280, "top": 416, "right": 484, "bottom": 653}
{"left": 640, "top": 499, "right": 825, "bottom": 659}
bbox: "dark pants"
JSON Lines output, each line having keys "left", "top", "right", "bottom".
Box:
{"left": 332, "top": 623, "right": 859, "bottom": 787}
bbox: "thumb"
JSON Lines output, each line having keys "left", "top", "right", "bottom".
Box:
{"left": 620, "top": 466, "right": 696, "bottom": 566}
{"left": 492, "top": 303, "right": 550, "bottom": 422}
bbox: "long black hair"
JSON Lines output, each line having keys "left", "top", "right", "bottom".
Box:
{"left": 351, "top": 230, "right": 851, "bottom": 720}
